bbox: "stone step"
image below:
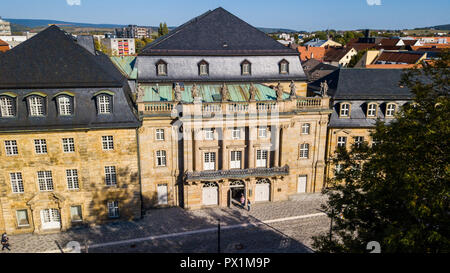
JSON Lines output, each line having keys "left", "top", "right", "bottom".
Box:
{"left": 288, "top": 193, "right": 326, "bottom": 202}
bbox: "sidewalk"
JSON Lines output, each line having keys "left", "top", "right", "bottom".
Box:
{"left": 2, "top": 193, "right": 327, "bottom": 253}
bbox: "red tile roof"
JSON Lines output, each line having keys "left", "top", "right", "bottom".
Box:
{"left": 297, "top": 46, "right": 326, "bottom": 61}
{"left": 375, "top": 52, "right": 425, "bottom": 64}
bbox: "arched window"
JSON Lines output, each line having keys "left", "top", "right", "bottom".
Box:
{"left": 279, "top": 59, "right": 289, "bottom": 74}
{"left": 57, "top": 95, "right": 73, "bottom": 116}
{"left": 340, "top": 103, "right": 350, "bottom": 117}
{"left": 198, "top": 60, "right": 209, "bottom": 76}
{"left": 28, "top": 95, "right": 46, "bottom": 116}
{"left": 386, "top": 103, "right": 397, "bottom": 117}
{"left": 0, "top": 96, "right": 15, "bottom": 117}
{"left": 241, "top": 60, "right": 251, "bottom": 75}
{"left": 97, "top": 95, "right": 112, "bottom": 114}
{"left": 367, "top": 103, "right": 377, "bottom": 117}
{"left": 156, "top": 60, "right": 167, "bottom": 76}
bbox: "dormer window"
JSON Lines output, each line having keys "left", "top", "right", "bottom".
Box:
{"left": 0, "top": 95, "right": 15, "bottom": 117}
{"left": 27, "top": 95, "right": 46, "bottom": 116}
{"left": 198, "top": 60, "right": 209, "bottom": 76}
{"left": 156, "top": 60, "right": 167, "bottom": 76}
{"left": 279, "top": 59, "right": 289, "bottom": 74}
{"left": 98, "top": 95, "right": 111, "bottom": 114}
{"left": 367, "top": 103, "right": 377, "bottom": 118}
{"left": 386, "top": 103, "right": 397, "bottom": 117}
{"left": 56, "top": 95, "right": 73, "bottom": 116}
{"left": 241, "top": 60, "right": 251, "bottom": 75}
{"left": 340, "top": 103, "right": 350, "bottom": 117}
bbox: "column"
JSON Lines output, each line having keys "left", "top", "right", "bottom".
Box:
{"left": 248, "top": 126, "right": 256, "bottom": 168}
{"left": 222, "top": 127, "right": 228, "bottom": 170}
{"left": 273, "top": 125, "right": 280, "bottom": 167}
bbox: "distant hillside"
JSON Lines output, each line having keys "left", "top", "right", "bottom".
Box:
{"left": 5, "top": 18, "right": 299, "bottom": 34}
{"left": 415, "top": 24, "right": 450, "bottom": 30}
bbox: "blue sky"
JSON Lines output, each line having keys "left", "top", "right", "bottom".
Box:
{"left": 2, "top": 0, "right": 449, "bottom": 31}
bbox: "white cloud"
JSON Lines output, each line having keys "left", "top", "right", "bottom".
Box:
{"left": 66, "top": 0, "right": 81, "bottom": 6}
{"left": 366, "top": 0, "right": 381, "bottom": 5}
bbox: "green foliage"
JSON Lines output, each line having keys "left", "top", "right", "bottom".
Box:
{"left": 135, "top": 37, "right": 154, "bottom": 54}
{"left": 158, "top": 22, "right": 169, "bottom": 37}
{"left": 348, "top": 49, "right": 368, "bottom": 68}
{"left": 313, "top": 51, "right": 450, "bottom": 253}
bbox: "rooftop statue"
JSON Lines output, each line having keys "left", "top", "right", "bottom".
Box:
{"left": 221, "top": 83, "right": 230, "bottom": 101}
{"left": 289, "top": 80, "right": 296, "bottom": 99}
{"left": 192, "top": 83, "right": 202, "bottom": 103}
{"left": 249, "top": 83, "right": 256, "bottom": 101}
{"left": 320, "top": 80, "right": 329, "bottom": 97}
{"left": 276, "top": 82, "right": 284, "bottom": 101}
{"left": 174, "top": 83, "right": 182, "bottom": 102}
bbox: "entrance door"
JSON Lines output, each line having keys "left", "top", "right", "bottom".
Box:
{"left": 202, "top": 182, "right": 218, "bottom": 205}
{"left": 255, "top": 179, "right": 270, "bottom": 202}
{"left": 40, "top": 209, "right": 61, "bottom": 230}
{"left": 157, "top": 184, "right": 168, "bottom": 205}
{"left": 297, "top": 175, "right": 307, "bottom": 193}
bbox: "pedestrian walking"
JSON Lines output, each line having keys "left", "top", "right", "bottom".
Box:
{"left": 247, "top": 200, "right": 251, "bottom": 211}
{"left": 240, "top": 193, "right": 245, "bottom": 208}
{"left": 1, "top": 232, "right": 10, "bottom": 251}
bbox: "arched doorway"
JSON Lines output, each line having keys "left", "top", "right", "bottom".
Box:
{"left": 202, "top": 182, "right": 219, "bottom": 206}
{"left": 255, "top": 179, "right": 270, "bottom": 202}
{"left": 228, "top": 180, "right": 245, "bottom": 208}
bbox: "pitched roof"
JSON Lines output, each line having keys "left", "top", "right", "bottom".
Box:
{"left": 309, "top": 69, "right": 413, "bottom": 100}
{"left": 140, "top": 7, "right": 297, "bottom": 56}
{"left": 0, "top": 25, "right": 124, "bottom": 89}
{"left": 323, "top": 47, "right": 353, "bottom": 62}
{"left": 297, "top": 46, "right": 326, "bottom": 61}
{"left": 302, "top": 59, "right": 338, "bottom": 82}
{"left": 375, "top": 51, "right": 425, "bottom": 64}
{"left": 379, "top": 38, "right": 403, "bottom": 47}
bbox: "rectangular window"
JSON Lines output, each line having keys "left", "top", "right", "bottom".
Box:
{"left": 62, "top": 138, "right": 75, "bottom": 153}
{"left": 367, "top": 104, "right": 377, "bottom": 117}
{"left": 70, "top": 206, "right": 83, "bottom": 222}
{"left": 258, "top": 127, "right": 267, "bottom": 138}
{"left": 335, "top": 164, "right": 343, "bottom": 174}
{"left": 107, "top": 201, "right": 119, "bottom": 218}
{"left": 29, "top": 96, "right": 45, "bottom": 116}
{"left": 10, "top": 172, "right": 24, "bottom": 193}
{"left": 256, "top": 149, "right": 268, "bottom": 167}
{"left": 354, "top": 136, "right": 364, "bottom": 148}
{"left": 386, "top": 104, "right": 396, "bottom": 117}
{"left": 5, "top": 140, "right": 18, "bottom": 155}
{"left": 66, "top": 169, "right": 79, "bottom": 190}
{"left": 16, "top": 210, "right": 29, "bottom": 227}
{"left": 156, "top": 150, "right": 167, "bottom": 166}
{"left": 204, "top": 129, "right": 214, "bottom": 140}
{"left": 157, "top": 64, "right": 167, "bottom": 76}
{"left": 204, "top": 152, "right": 216, "bottom": 170}
{"left": 105, "top": 166, "right": 117, "bottom": 186}
{"left": 0, "top": 96, "right": 15, "bottom": 117}
{"left": 300, "top": 143, "right": 310, "bottom": 159}
{"left": 337, "top": 136, "right": 347, "bottom": 148}
{"left": 340, "top": 103, "right": 350, "bottom": 117}
{"left": 230, "top": 151, "right": 242, "bottom": 169}
{"left": 302, "top": 123, "right": 311, "bottom": 134}
{"left": 156, "top": 129, "right": 165, "bottom": 141}
{"left": 98, "top": 95, "right": 111, "bottom": 114}
{"left": 37, "top": 171, "right": 54, "bottom": 191}
{"left": 102, "top": 136, "right": 114, "bottom": 150}
{"left": 58, "top": 97, "right": 72, "bottom": 116}
{"left": 34, "top": 139, "right": 47, "bottom": 154}
{"left": 231, "top": 128, "right": 241, "bottom": 140}
{"left": 199, "top": 64, "right": 208, "bottom": 75}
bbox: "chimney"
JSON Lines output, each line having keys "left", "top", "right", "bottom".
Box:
{"left": 364, "top": 29, "right": 370, "bottom": 38}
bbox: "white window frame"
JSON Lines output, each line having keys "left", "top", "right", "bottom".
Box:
{"left": 204, "top": 129, "right": 214, "bottom": 140}
{"left": 10, "top": 172, "right": 24, "bottom": 193}
{"left": 386, "top": 103, "right": 396, "bottom": 117}
{"left": 34, "top": 139, "right": 47, "bottom": 154}
{"left": 155, "top": 129, "right": 165, "bottom": 141}
{"left": 5, "top": 140, "right": 18, "bottom": 156}
{"left": 199, "top": 63, "right": 208, "bottom": 76}
{"left": 256, "top": 149, "right": 268, "bottom": 167}
{"left": 37, "top": 171, "right": 54, "bottom": 192}
{"left": 340, "top": 103, "right": 350, "bottom": 117}
{"left": 58, "top": 96, "right": 72, "bottom": 116}
{"left": 66, "top": 169, "right": 79, "bottom": 190}
{"left": 299, "top": 143, "right": 310, "bottom": 159}
{"left": 204, "top": 152, "right": 216, "bottom": 171}
{"left": 102, "top": 136, "right": 114, "bottom": 150}
{"left": 98, "top": 95, "right": 111, "bottom": 114}
{"left": 230, "top": 151, "right": 242, "bottom": 169}
{"left": 0, "top": 96, "right": 15, "bottom": 117}
{"left": 280, "top": 61, "right": 289, "bottom": 74}
{"left": 354, "top": 136, "right": 364, "bottom": 148}
{"left": 367, "top": 103, "right": 377, "bottom": 117}
{"left": 70, "top": 205, "right": 83, "bottom": 222}
{"left": 337, "top": 136, "right": 347, "bottom": 148}
{"left": 29, "top": 96, "right": 45, "bottom": 116}
{"left": 107, "top": 201, "right": 119, "bottom": 218}
{"left": 157, "top": 63, "right": 167, "bottom": 76}
{"left": 105, "top": 166, "right": 117, "bottom": 186}
{"left": 242, "top": 62, "right": 251, "bottom": 75}
{"left": 156, "top": 150, "right": 167, "bottom": 167}
{"left": 258, "top": 127, "right": 267, "bottom": 138}
{"left": 62, "top": 138, "right": 75, "bottom": 153}
{"left": 231, "top": 128, "right": 241, "bottom": 140}
{"left": 301, "top": 123, "right": 311, "bottom": 134}
{"left": 16, "top": 209, "right": 30, "bottom": 227}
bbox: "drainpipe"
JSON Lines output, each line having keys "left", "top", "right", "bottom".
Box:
{"left": 136, "top": 128, "right": 144, "bottom": 219}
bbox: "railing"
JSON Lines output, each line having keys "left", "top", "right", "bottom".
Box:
{"left": 185, "top": 165, "right": 289, "bottom": 181}
{"left": 143, "top": 102, "right": 174, "bottom": 112}
{"left": 228, "top": 103, "right": 249, "bottom": 112}
{"left": 201, "top": 103, "right": 222, "bottom": 113}
{"left": 256, "top": 102, "right": 278, "bottom": 111}
{"left": 296, "top": 97, "right": 324, "bottom": 109}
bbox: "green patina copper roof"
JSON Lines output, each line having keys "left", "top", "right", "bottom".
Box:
{"left": 141, "top": 83, "right": 290, "bottom": 103}
{"left": 109, "top": 56, "right": 137, "bottom": 80}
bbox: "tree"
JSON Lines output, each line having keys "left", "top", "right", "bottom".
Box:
{"left": 158, "top": 22, "right": 169, "bottom": 37}
{"left": 348, "top": 49, "right": 368, "bottom": 68}
{"left": 313, "top": 51, "right": 450, "bottom": 253}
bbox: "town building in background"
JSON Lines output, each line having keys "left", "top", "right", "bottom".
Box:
{"left": 0, "top": 17, "right": 11, "bottom": 36}
{"left": 0, "top": 32, "right": 37, "bottom": 48}
{"left": 304, "top": 38, "right": 342, "bottom": 48}
{"left": 116, "top": 25, "right": 152, "bottom": 39}
{"left": 101, "top": 37, "right": 136, "bottom": 56}
{"left": 0, "top": 39, "right": 9, "bottom": 53}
